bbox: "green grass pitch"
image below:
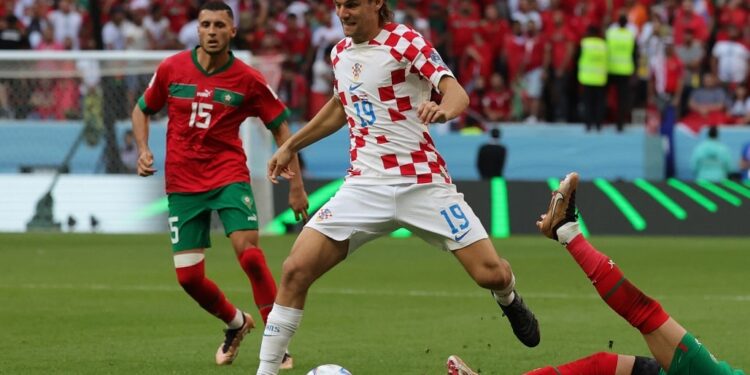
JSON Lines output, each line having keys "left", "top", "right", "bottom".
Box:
{"left": 1, "top": 234, "right": 748, "bottom": 374}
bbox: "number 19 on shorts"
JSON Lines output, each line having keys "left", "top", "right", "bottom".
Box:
{"left": 440, "top": 204, "right": 470, "bottom": 234}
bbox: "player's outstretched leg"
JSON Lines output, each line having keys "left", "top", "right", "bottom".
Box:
{"left": 173, "top": 252, "right": 256, "bottom": 365}
{"left": 524, "top": 352, "right": 660, "bottom": 375}
{"left": 536, "top": 173, "right": 670, "bottom": 334}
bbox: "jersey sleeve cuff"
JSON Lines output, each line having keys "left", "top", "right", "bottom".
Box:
{"left": 138, "top": 95, "right": 158, "bottom": 115}
{"left": 431, "top": 71, "right": 455, "bottom": 94}
{"left": 265, "top": 108, "right": 291, "bottom": 129}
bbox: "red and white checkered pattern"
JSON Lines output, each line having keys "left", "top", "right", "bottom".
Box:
{"left": 331, "top": 23, "right": 454, "bottom": 185}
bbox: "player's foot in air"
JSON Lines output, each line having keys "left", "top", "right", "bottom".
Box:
{"left": 446, "top": 355, "right": 478, "bottom": 375}
{"left": 279, "top": 351, "right": 294, "bottom": 370}
{"left": 215, "top": 312, "right": 255, "bottom": 365}
{"left": 537, "top": 172, "right": 579, "bottom": 241}
{"left": 495, "top": 290, "right": 540, "bottom": 347}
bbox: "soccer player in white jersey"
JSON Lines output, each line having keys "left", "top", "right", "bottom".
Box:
{"left": 256, "top": 1, "right": 540, "bottom": 373}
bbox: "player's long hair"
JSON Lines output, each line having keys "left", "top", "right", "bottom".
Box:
{"left": 378, "top": 0, "right": 393, "bottom": 25}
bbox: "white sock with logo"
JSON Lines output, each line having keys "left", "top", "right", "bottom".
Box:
{"left": 257, "top": 304, "right": 303, "bottom": 375}
{"left": 492, "top": 274, "right": 516, "bottom": 306}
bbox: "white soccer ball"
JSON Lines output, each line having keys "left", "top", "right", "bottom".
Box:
{"left": 306, "top": 364, "right": 352, "bottom": 375}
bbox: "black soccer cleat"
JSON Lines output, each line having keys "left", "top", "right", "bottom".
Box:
{"left": 497, "top": 291, "right": 540, "bottom": 347}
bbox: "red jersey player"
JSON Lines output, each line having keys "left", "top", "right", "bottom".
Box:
{"left": 130, "top": 1, "right": 306, "bottom": 368}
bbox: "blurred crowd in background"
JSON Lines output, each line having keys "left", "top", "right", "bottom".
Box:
{"left": 1, "top": 0, "right": 750, "bottom": 133}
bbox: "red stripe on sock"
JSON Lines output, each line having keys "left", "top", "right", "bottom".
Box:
{"left": 239, "top": 247, "right": 278, "bottom": 324}
{"left": 565, "top": 236, "right": 670, "bottom": 334}
{"left": 175, "top": 260, "right": 236, "bottom": 323}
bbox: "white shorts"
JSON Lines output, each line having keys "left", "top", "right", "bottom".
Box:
{"left": 305, "top": 183, "right": 489, "bottom": 253}
{"left": 524, "top": 68, "right": 544, "bottom": 99}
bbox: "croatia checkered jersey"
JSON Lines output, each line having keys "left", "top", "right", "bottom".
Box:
{"left": 138, "top": 48, "right": 289, "bottom": 193}
{"left": 331, "top": 23, "right": 454, "bottom": 185}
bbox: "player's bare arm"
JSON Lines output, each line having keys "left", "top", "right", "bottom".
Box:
{"left": 268, "top": 96, "right": 347, "bottom": 183}
{"left": 417, "top": 76, "right": 469, "bottom": 124}
{"left": 131, "top": 105, "right": 157, "bottom": 177}
{"left": 270, "top": 121, "right": 310, "bottom": 221}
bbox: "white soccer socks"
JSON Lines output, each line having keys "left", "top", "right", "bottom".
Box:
{"left": 492, "top": 274, "right": 516, "bottom": 306}
{"left": 556, "top": 222, "right": 581, "bottom": 245}
{"left": 257, "top": 304, "right": 303, "bottom": 375}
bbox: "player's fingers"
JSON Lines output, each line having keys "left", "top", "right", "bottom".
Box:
{"left": 429, "top": 109, "right": 444, "bottom": 123}
{"left": 300, "top": 207, "right": 309, "bottom": 222}
{"left": 416, "top": 102, "right": 427, "bottom": 117}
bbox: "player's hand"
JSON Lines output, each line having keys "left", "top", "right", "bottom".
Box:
{"left": 288, "top": 187, "right": 309, "bottom": 222}
{"left": 137, "top": 149, "right": 156, "bottom": 177}
{"left": 267, "top": 146, "right": 296, "bottom": 184}
{"left": 417, "top": 101, "right": 448, "bottom": 124}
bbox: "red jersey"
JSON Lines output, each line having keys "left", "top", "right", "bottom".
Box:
{"left": 139, "top": 49, "right": 289, "bottom": 193}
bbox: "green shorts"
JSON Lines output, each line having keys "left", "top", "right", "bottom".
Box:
{"left": 167, "top": 182, "right": 258, "bottom": 251}
{"left": 659, "top": 332, "right": 745, "bottom": 375}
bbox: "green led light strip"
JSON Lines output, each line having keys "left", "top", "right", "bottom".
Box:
{"left": 696, "top": 180, "right": 742, "bottom": 207}
{"left": 546, "top": 178, "right": 589, "bottom": 237}
{"left": 491, "top": 177, "right": 510, "bottom": 238}
{"left": 666, "top": 179, "right": 717, "bottom": 212}
{"left": 633, "top": 179, "right": 687, "bottom": 220}
{"left": 134, "top": 196, "right": 168, "bottom": 219}
{"left": 265, "top": 179, "right": 345, "bottom": 235}
{"left": 720, "top": 180, "right": 750, "bottom": 200}
{"left": 593, "top": 178, "right": 646, "bottom": 231}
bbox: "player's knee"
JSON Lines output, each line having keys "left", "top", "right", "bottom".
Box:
{"left": 473, "top": 259, "right": 513, "bottom": 290}
{"left": 175, "top": 265, "right": 204, "bottom": 290}
{"left": 280, "top": 257, "right": 315, "bottom": 292}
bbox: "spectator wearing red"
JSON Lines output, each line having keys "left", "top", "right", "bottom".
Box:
{"left": 482, "top": 73, "right": 513, "bottom": 122}
{"left": 544, "top": 9, "right": 575, "bottom": 121}
{"left": 459, "top": 33, "right": 494, "bottom": 87}
{"left": 479, "top": 3, "right": 509, "bottom": 68}
{"left": 649, "top": 38, "right": 684, "bottom": 113}
{"left": 447, "top": 0, "right": 481, "bottom": 68}
{"left": 281, "top": 13, "right": 311, "bottom": 66}
{"left": 502, "top": 20, "right": 526, "bottom": 86}
{"left": 717, "top": 0, "right": 747, "bottom": 35}
{"left": 672, "top": 0, "right": 709, "bottom": 45}
{"left": 277, "top": 60, "right": 308, "bottom": 122}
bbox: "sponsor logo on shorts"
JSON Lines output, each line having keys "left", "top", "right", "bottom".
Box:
{"left": 247, "top": 214, "right": 257, "bottom": 221}
{"left": 317, "top": 208, "right": 333, "bottom": 222}
{"left": 454, "top": 229, "right": 472, "bottom": 242}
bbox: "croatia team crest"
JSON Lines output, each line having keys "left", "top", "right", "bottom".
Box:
{"left": 316, "top": 208, "right": 333, "bottom": 222}
{"left": 352, "top": 63, "right": 363, "bottom": 81}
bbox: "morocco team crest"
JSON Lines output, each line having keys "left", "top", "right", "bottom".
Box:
{"left": 242, "top": 195, "right": 254, "bottom": 209}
